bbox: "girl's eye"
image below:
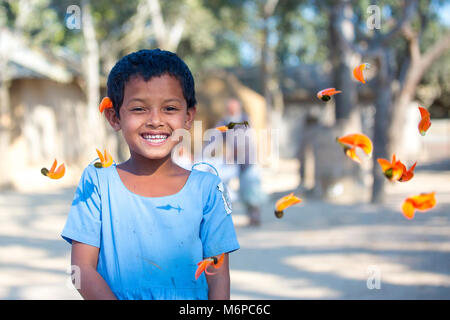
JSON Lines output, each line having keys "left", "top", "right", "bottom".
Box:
{"left": 164, "top": 106, "right": 178, "bottom": 112}
{"left": 131, "top": 107, "right": 145, "bottom": 112}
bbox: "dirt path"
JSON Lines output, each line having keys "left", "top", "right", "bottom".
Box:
{"left": 1, "top": 162, "right": 449, "bottom": 299}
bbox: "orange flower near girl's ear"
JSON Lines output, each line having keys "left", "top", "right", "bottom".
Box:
{"left": 94, "top": 149, "right": 113, "bottom": 168}
{"left": 418, "top": 106, "right": 431, "bottom": 136}
{"left": 274, "top": 192, "right": 302, "bottom": 218}
{"left": 398, "top": 161, "right": 417, "bottom": 182}
{"left": 353, "top": 63, "right": 370, "bottom": 83}
{"left": 317, "top": 88, "right": 342, "bottom": 101}
{"left": 336, "top": 133, "right": 373, "bottom": 163}
{"left": 99, "top": 97, "right": 113, "bottom": 113}
{"left": 41, "top": 159, "right": 65, "bottom": 179}
{"left": 195, "top": 253, "right": 225, "bottom": 280}
{"left": 402, "top": 192, "right": 436, "bottom": 220}
{"left": 377, "top": 154, "right": 405, "bottom": 181}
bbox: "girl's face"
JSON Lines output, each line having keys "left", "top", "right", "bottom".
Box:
{"left": 107, "top": 74, "right": 196, "bottom": 161}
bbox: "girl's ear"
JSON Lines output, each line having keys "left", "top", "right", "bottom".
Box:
{"left": 184, "top": 106, "right": 196, "bottom": 130}
{"left": 104, "top": 108, "right": 121, "bottom": 131}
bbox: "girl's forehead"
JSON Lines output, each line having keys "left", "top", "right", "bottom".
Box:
{"left": 125, "top": 74, "right": 183, "bottom": 93}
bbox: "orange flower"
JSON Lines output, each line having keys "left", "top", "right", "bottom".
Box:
{"left": 336, "top": 133, "right": 373, "bottom": 163}
{"left": 317, "top": 88, "right": 342, "bottom": 101}
{"left": 418, "top": 106, "right": 431, "bottom": 136}
{"left": 99, "top": 97, "right": 113, "bottom": 113}
{"left": 195, "top": 253, "right": 225, "bottom": 280}
{"left": 215, "top": 121, "right": 249, "bottom": 132}
{"left": 94, "top": 149, "right": 113, "bottom": 168}
{"left": 274, "top": 192, "right": 302, "bottom": 218}
{"left": 353, "top": 63, "right": 370, "bottom": 83}
{"left": 41, "top": 159, "right": 66, "bottom": 179}
{"left": 402, "top": 192, "right": 436, "bottom": 220}
{"left": 398, "top": 161, "right": 417, "bottom": 182}
{"left": 377, "top": 154, "right": 405, "bottom": 181}
{"left": 215, "top": 125, "right": 229, "bottom": 132}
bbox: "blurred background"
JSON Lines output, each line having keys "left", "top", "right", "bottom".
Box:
{"left": 0, "top": 0, "right": 449, "bottom": 299}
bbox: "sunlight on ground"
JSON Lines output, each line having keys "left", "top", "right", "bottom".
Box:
{"left": 1, "top": 162, "right": 449, "bottom": 299}
{"left": 284, "top": 253, "right": 450, "bottom": 287}
{"left": 230, "top": 270, "right": 340, "bottom": 299}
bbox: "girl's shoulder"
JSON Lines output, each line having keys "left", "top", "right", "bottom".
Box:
{"left": 190, "top": 167, "right": 222, "bottom": 190}
{"left": 78, "top": 162, "right": 117, "bottom": 189}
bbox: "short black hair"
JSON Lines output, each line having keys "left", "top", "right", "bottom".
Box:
{"left": 107, "top": 49, "right": 197, "bottom": 117}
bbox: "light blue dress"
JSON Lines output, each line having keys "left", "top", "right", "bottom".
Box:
{"left": 61, "top": 163, "right": 240, "bottom": 300}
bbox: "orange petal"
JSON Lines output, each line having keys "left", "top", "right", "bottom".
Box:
{"left": 213, "top": 253, "right": 225, "bottom": 270}
{"left": 275, "top": 193, "right": 302, "bottom": 212}
{"left": 96, "top": 148, "right": 105, "bottom": 163}
{"left": 99, "top": 97, "right": 113, "bottom": 113}
{"left": 195, "top": 259, "right": 213, "bottom": 280}
{"left": 377, "top": 158, "right": 392, "bottom": 172}
{"left": 353, "top": 63, "right": 369, "bottom": 83}
{"left": 48, "top": 163, "right": 65, "bottom": 179}
{"left": 337, "top": 133, "right": 373, "bottom": 157}
{"left": 215, "top": 126, "right": 228, "bottom": 132}
{"left": 418, "top": 106, "right": 430, "bottom": 119}
{"left": 103, "top": 149, "right": 113, "bottom": 168}
{"left": 49, "top": 159, "right": 58, "bottom": 174}
{"left": 418, "top": 116, "right": 431, "bottom": 136}
{"left": 408, "top": 192, "right": 436, "bottom": 211}
{"left": 317, "top": 88, "right": 342, "bottom": 99}
{"left": 391, "top": 163, "right": 404, "bottom": 181}
{"left": 345, "top": 147, "right": 361, "bottom": 163}
{"left": 399, "top": 162, "right": 416, "bottom": 182}
{"left": 204, "top": 265, "right": 218, "bottom": 276}
{"left": 402, "top": 200, "right": 415, "bottom": 220}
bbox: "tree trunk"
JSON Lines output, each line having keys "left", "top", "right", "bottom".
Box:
{"left": 81, "top": 0, "right": 105, "bottom": 159}
{"left": 0, "top": 28, "right": 11, "bottom": 188}
{"left": 371, "top": 50, "right": 394, "bottom": 203}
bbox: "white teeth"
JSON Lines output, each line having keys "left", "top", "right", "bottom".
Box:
{"left": 142, "top": 134, "right": 168, "bottom": 143}
{"left": 142, "top": 134, "right": 168, "bottom": 139}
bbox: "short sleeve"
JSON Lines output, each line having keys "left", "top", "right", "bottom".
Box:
{"left": 200, "top": 176, "right": 240, "bottom": 258}
{"left": 61, "top": 165, "right": 102, "bottom": 248}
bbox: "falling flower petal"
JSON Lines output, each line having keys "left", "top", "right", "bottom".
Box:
{"left": 418, "top": 106, "right": 431, "bottom": 136}
{"left": 94, "top": 149, "right": 113, "bottom": 168}
{"left": 377, "top": 154, "right": 404, "bottom": 181}
{"left": 99, "top": 97, "right": 113, "bottom": 113}
{"left": 336, "top": 133, "right": 373, "bottom": 163}
{"left": 216, "top": 121, "right": 249, "bottom": 132}
{"left": 195, "top": 253, "right": 225, "bottom": 280}
{"left": 401, "top": 192, "right": 436, "bottom": 220}
{"left": 317, "top": 88, "right": 342, "bottom": 101}
{"left": 345, "top": 147, "right": 361, "bottom": 163}
{"left": 353, "top": 63, "right": 370, "bottom": 83}
{"left": 398, "top": 162, "right": 417, "bottom": 182}
{"left": 215, "top": 125, "right": 229, "bottom": 132}
{"left": 274, "top": 192, "right": 302, "bottom": 218}
{"left": 41, "top": 159, "right": 65, "bottom": 179}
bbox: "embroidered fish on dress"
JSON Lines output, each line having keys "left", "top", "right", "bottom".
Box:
{"left": 156, "top": 204, "right": 184, "bottom": 213}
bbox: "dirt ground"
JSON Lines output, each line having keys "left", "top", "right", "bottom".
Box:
{"left": 1, "top": 159, "right": 449, "bottom": 300}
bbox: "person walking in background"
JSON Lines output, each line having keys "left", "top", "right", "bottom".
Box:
{"left": 216, "top": 98, "right": 267, "bottom": 227}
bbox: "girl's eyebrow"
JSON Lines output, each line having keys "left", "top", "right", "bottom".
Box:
{"left": 126, "top": 98, "right": 147, "bottom": 106}
{"left": 126, "top": 97, "right": 183, "bottom": 105}
{"left": 162, "top": 98, "right": 183, "bottom": 104}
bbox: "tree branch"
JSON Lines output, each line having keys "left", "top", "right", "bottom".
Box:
{"left": 147, "top": 0, "right": 167, "bottom": 47}
{"left": 380, "top": 0, "right": 418, "bottom": 46}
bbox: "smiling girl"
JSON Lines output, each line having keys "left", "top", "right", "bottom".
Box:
{"left": 61, "top": 49, "right": 240, "bottom": 300}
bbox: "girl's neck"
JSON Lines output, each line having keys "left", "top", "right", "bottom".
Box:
{"left": 123, "top": 152, "right": 181, "bottom": 176}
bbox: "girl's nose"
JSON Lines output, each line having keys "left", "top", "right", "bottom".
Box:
{"left": 145, "top": 109, "right": 163, "bottom": 127}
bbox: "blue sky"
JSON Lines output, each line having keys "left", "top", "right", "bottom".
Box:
{"left": 438, "top": 2, "right": 450, "bottom": 26}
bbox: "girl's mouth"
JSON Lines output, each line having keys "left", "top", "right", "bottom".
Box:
{"left": 141, "top": 133, "right": 170, "bottom": 146}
